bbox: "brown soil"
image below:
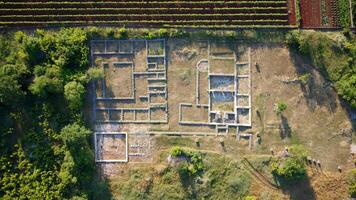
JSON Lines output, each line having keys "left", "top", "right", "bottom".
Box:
{"left": 181, "top": 105, "right": 209, "bottom": 123}
{"left": 250, "top": 44, "right": 352, "bottom": 171}
{"left": 237, "top": 77, "right": 250, "bottom": 94}
{"left": 150, "top": 107, "right": 166, "bottom": 121}
{"left": 198, "top": 71, "right": 209, "bottom": 104}
{"left": 133, "top": 41, "right": 148, "bottom": 72}
{"left": 97, "top": 134, "right": 127, "bottom": 161}
{"left": 209, "top": 58, "right": 235, "bottom": 74}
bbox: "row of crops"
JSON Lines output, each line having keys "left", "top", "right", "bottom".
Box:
{"left": 0, "top": 0, "right": 292, "bottom": 28}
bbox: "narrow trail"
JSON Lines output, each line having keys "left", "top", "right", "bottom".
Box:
{"left": 241, "top": 157, "right": 280, "bottom": 191}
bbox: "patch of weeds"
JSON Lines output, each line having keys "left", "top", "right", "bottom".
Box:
{"left": 276, "top": 101, "right": 287, "bottom": 115}
{"left": 299, "top": 73, "right": 311, "bottom": 85}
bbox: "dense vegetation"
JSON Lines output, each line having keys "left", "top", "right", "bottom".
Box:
{"left": 286, "top": 30, "right": 356, "bottom": 108}
{"left": 338, "top": 0, "right": 352, "bottom": 28}
{"left": 270, "top": 145, "right": 308, "bottom": 182}
{"left": 348, "top": 168, "right": 356, "bottom": 197}
{"left": 0, "top": 28, "right": 109, "bottom": 199}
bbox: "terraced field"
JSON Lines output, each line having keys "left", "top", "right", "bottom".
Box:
{"left": 0, "top": 0, "right": 296, "bottom": 28}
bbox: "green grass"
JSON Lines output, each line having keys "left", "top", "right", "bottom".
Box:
{"left": 110, "top": 149, "right": 252, "bottom": 200}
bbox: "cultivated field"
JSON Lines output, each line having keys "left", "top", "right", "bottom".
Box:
{"left": 0, "top": 0, "right": 296, "bottom": 28}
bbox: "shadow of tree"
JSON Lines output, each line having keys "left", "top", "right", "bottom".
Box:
{"left": 289, "top": 51, "right": 337, "bottom": 113}
{"left": 280, "top": 114, "right": 292, "bottom": 139}
{"left": 272, "top": 173, "right": 316, "bottom": 200}
{"left": 289, "top": 48, "right": 356, "bottom": 133}
{"left": 281, "top": 178, "right": 316, "bottom": 200}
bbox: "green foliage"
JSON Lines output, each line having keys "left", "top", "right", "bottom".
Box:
{"left": 289, "top": 144, "right": 309, "bottom": 160}
{"left": 286, "top": 30, "right": 356, "bottom": 108}
{"left": 270, "top": 145, "right": 308, "bottom": 182}
{"left": 0, "top": 145, "right": 63, "bottom": 199}
{"left": 30, "top": 65, "right": 63, "bottom": 97}
{"left": 170, "top": 147, "right": 204, "bottom": 177}
{"left": 0, "top": 64, "right": 25, "bottom": 105}
{"left": 336, "top": 74, "right": 356, "bottom": 108}
{"left": 277, "top": 101, "right": 287, "bottom": 114}
{"left": 338, "top": 0, "right": 351, "bottom": 28}
{"left": 114, "top": 152, "right": 251, "bottom": 200}
{"left": 348, "top": 168, "right": 356, "bottom": 197}
{"left": 60, "top": 123, "right": 91, "bottom": 145}
{"left": 295, "top": 0, "right": 301, "bottom": 26}
{"left": 170, "top": 146, "right": 185, "bottom": 157}
{"left": 245, "top": 196, "right": 257, "bottom": 200}
{"left": 85, "top": 67, "right": 104, "bottom": 82}
{"left": 299, "top": 73, "right": 311, "bottom": 85}
{"left": 227, "top": 173, "right": 251, "bottom": 197}
{"left": 60, "top": 123, "right": 95, "bottom": 187}
{"left": 0, "top": 28, "right": 111, "bottom": 199}
{"left": 270, "top": 157, "right": 307, "bottom": 182}
{"left": 64, "top": 81, "right": 86, "bottom": 110}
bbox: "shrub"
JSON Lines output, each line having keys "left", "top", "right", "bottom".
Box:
{"left": 80, "top": 67, "right": 104, "bottom": 84}
{"left": 245, "top": 196, "right": 257, "bottom": 200}
{"left": 64, "top": 81, "right": 86, "bottom": 110}
{"left": 227, "top": 173, "right": 251, "bottom": 198}
{"left": 170, "top": 147, "right": 203, "bottom": 177}
{"left": 30, "top": 66, "right": 63, "bottom": 97}
{"left": 348, "top": 168, "right": 356, "bottom": 197}
{"left": 271, "top": 156, "right": 307, "bottom": 181}
{"left": 170, "top": 146, "right": 185, "bottom": 157}
{"left": 271, "top": 145, "right": 308, "bottom": 182}
{"left": 277, "top": 101, "right": 287, "bottom": 114}
{"left": 299, "top": 73, "right": 311, "bottom": 85}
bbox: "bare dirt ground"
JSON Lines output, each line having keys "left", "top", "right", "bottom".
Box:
{"left": 96, "top": 134, "right": 127, "bottom": 161}
{"left": 181, "top": 105, "right": 209, "bottom": 123}
{"left": 89, "top": 40, "right": 355, "bottom": 199}
{"left": 249, "top": 44, "right": 353, "bottom": 171}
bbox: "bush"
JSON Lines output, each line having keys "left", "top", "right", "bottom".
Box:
{"left": 271, "top": 145, "right": 308, "bottom": 182}
{"left": 271, "top": 156, "right": 307, "bottom": 181}
{"left": 289, "top": 144, "right": 309, "bottom": 160}
{"left": 0, "top": 64, "right": 25, "bottom": 105}
{"left": 348, "top": 168, "right": 356, "bottom": 197}
{"left": 277, "top": 101, "right": 287, "bottom": 114}
{"left": 299, "top": 73, "right": 311, "bottom": 85}
{"left": 245, "top": 196, "right": 257, "bottom": 200}
{"left": 80, "top": 67, "right": 104, "bottom": 84}
{"left": 30, "top": 66, "right": 63, "bottom": 97}
{"left": 170, "top": 147, "right": 203, "bottom": 177}
{"left": 170, "top": 146, "right": 185, "bottom": 157}
{"left": 227, "top": 173, "right": 250, "bottom": 198}
{"left": 64, "top": 81, "right": 86, "bottom": 110}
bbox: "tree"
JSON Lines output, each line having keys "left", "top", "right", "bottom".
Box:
{"left": 60, "top": 123, "right": 91, "bottom": 146}
{"left": 270, "top": 145, "right": 308, "bottom": 182}
{"left": 60, "top": 123, "right": 94, "bottom": 186}
{"left": 29, "top": 66, "right": 63, "bottom": 97}
{"left": 79, "top": 67, "right": 104, "bottom": 84}
{"left": 272, "top": 157, "right": 307, "bottom": 181}
{"left": 336, "top": 74, "right": 356, "bottom": 108}
{"left": 0, "top": 64, "right": 24, "bottom": 105}
{"left": 64, "top": 81, "right": 86, "bottom": 110}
